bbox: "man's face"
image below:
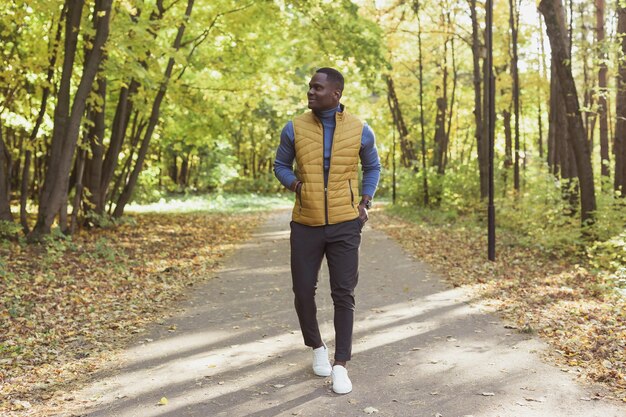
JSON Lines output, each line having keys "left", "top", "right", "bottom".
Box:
{"left": 307, "top": 72, "right": 341, "bottom": 112}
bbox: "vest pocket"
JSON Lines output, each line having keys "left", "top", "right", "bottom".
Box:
{"left": 298, "top": 183, "right": 304, "bottom": 213}
{"left": 348, "top": 179, "right": 355, "bottom": 208}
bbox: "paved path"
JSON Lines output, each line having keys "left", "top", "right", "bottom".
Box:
{"left": 61, "top": 211, "right": 625, "bottom": 417}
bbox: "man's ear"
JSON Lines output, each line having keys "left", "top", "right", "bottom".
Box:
{"left": 334, "top": 90, "right": 342, "bottom": 101}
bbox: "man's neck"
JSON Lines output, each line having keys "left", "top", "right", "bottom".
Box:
{"left": 314, "top": 104, "right": 341, "bottom": 120}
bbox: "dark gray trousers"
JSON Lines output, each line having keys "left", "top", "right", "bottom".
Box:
{"left": 290, "top": 218, "right": 362, "bottom": 362}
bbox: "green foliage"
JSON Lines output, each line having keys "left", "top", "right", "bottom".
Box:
{"left": 384, "top": 163, "right": 482, "bottom": 216}
{"left": 588, "top": 231, "right": 626, "bottom": 273}
{"left": 91, "top": 237, "right": 123, "bottom": 262}
{"left": 42, "top": 228, "right": 76, "bottom": 257}
{"left": 0, "top": 220, "right": 22, "bottom": 239}
{"left": 224, "top": 172, "right": 284, "bottom": 194}
{"left": 494, "top": 168, "right": 578, "bottom": 252}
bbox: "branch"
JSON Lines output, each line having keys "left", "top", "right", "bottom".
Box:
{"left": 177, "top": 2, "right": 255, "bottom": 80}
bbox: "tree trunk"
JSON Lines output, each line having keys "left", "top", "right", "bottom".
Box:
{"left": 70, "top": 147, "right": 87, "bottom": 234}
{"left": 83, "top": 74, "right": 107, "bottom": 219}
{"left": 509, "top": 0, "right": 521, "bottom": 190}
{"left": 0, "top": 122, "right": 14, "bottom": 222}
{"left": 548, "top": 63, "right": 558, "bottom": 175}
{"left": 180, "top": 153, "right": 189, "bottom": 186}
{"left": 615, "top": 6, "right": 626, "bottom": 195}
{"left": 385, "top": 76, "right": 417, "bottom": 168}
{"left": 503, "top": 109, "right": 513, "bottom": 170}
{"left": 30, "top": 0, "right": 113, "bottom": 239}
{"left": 113, "top": 0, "right": 195, "bottom": 217}
{"left": 445, "top": 19, "right": 457, "bottom": 173}
{"left": 108, "top": 118, "right": 144, "bottom": 214}
{"left": 20, "top": 5, "right": 66, "bottom": 233}
{"left": 539, "top": 0, "right": 597, "bottom": 224}
{"left": 597, "top": 0, "right": 610, "bottom": 179}
{"left": 432, "top": 10, "right": 449, "bottom": 176}
{"left": 469, "top": 0, "right": 488, "bottom": 199}
{"left": 537, "top": 97, "right": 545, "bottom": 159}
{"left": 170, "top": 152, "right": 178, "bottom": 183}
{"left": 85, "top": 1, "right": 164, "bottom": 217}
{"left": 413, "top": 1, "right": 429, "bottom": 205}
{"left": 433, "top": 95, "right": 447, "bottom": 174}
{"left": 539, "top": 18, "right": 548, "bottom": 161}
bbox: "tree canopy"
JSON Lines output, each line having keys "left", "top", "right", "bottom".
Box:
{"left": 0, "top": 0, "right": 623, "bottom": 267}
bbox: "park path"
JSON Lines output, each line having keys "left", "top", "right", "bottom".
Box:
{"left": 58, "top": 210, "right": 625, "bottom": 417}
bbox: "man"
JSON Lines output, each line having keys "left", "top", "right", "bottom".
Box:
{"left": 274, "top": 67, "right": 381, "bottom": 394}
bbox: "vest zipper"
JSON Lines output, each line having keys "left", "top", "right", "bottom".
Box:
{"left": 324, "top": 186, "right": 329, "bottom": 224}
{"left": 325, "top": 112, "right": 343, "bottom": 225}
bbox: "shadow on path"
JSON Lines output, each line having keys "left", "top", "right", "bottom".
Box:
{"left": 57, "top": 211, "right": 625, "bottom": 417}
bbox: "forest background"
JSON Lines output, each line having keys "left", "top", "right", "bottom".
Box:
{"left": 0, "top": 0, "right": 625, "bottom": 413}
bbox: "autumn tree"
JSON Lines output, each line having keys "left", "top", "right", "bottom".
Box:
{"left": 539, "top": 0, "right": 597, "bottom": 224}
{"left": 29, "top": 0, "right": 113, "bottom": 239}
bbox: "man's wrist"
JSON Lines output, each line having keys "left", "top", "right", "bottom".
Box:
{"left": 359, "top": 195, "right": 372, "bottom": 210}
{"left": 290, "top": 180, "right": 302, "bottom": 193}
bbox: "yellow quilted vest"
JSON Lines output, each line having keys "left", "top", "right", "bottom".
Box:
{"left": 292, "top": 109, "right": 363, "bottom": 226}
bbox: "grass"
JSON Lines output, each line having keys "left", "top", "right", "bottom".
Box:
{"left": 125, "top": 192, "right": 293, "bottom": 213}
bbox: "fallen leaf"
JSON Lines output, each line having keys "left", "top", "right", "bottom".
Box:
{"left": 524, "top": 396, "right": 546, "bottom": 402}
{"left": 12, "top": 400, "right": 31, "bottom": 410}
{"left": 158, "top": 397, "right": 168, "bottom": 406}
{"left": 363, "top": 406, "right": 379, "bottom": 414}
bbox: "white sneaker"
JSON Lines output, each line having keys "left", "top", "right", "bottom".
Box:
{"left": 312, "top": 345, "right": 332, "bottom": 377}
{"left": 331, "top": 365, "right": 352, "bottom": 394}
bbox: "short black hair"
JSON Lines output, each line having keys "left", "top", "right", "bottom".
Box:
{"left": 316, "top": 67, "right": 344, "bottom": 92}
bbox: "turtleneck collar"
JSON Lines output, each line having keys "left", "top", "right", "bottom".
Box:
{"left": 314, "top": 104, "right": 343, "bottom": 121}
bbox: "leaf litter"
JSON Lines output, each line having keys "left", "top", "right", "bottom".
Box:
{"left": 0, "top": 211, "right": 265, "bottom": 415}
{"left": 375, "top": 210, "right": 626, "bottom": 402}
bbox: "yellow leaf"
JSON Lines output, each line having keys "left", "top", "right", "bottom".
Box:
{"left": 159, "top": 397, "right": 168, "bottom": 406}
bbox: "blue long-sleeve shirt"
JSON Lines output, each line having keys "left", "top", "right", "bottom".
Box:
{"left": 274, "top": 105, "right": 381, "bottom": 198}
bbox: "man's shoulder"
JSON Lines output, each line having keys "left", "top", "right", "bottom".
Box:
{"left": 340, "top": 111, "right": 366, "bottom": 135}
{"left": 280, "top": 120, "right": 295, "bottom": 139}
{"left": 293, "top": 111, "right": 315, "bottom": 123}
